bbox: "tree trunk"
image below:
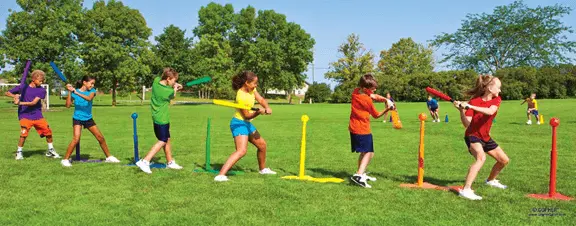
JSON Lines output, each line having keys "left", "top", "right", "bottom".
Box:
{"left": 112, "top": 78, "right": 117, "bottom": 106}
{"left": 287, "top": 91, "right": 292, "bottom": 104}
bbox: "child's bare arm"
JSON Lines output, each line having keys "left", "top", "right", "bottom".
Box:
{"left": 254, "top": 90, "right": 272, "bottom": 114}
{"left": 15, "top": 97, "right": 41, "bottom": 106}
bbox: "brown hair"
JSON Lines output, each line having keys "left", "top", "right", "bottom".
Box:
{"left": 232, "top": 71, "right": 258, "bottom": 90}
{"left": 161, "top": 67, "right": 179, "bottom": 80}
{"left": 31, "top": 70, "right": 45, "bottom": 80}
{"left": 358, "top": 73, "right": 378, "bottom": 89}
{"left": 465, "top": 74, "right": 498, "bottom": 98}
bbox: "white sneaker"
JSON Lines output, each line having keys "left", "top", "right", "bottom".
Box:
{"left": 61, "top": 159, "right": 72, "bottom": 167}
{"left": 459, "top": 188, "right": 482, "bottom": 200}
{"left": 214, "top": 175, "right": 229, "bottom": 182}
{"left": 15, "top": 151, "right": 23, "bottom": 160}
{"left": 537, "top": 121, "right": 541, "bottom": 125}
{"left": 136, "top": 160, "right": 152, "bottom": 174}
{"left": 259, "top": 168, "right": 277, "bottom": 175}
{"left": 526, "top": 120, "right": 532, "bottom": 125}
{"left": 167, "top": 161, "right": 183, "bottom": 169}
{"left": 46, "top": 148, "right": 61, "bottom": 158}
{"left": 382, "top": 120, "right": 387, "bottom": 123}
{"left": 486, "top": 179, "right": 507, "bottom": 189}
{"left": 105, "top": 156, "right": 121, "bottom": 163}
{"left": 351, "top": 174, "right": 372, "bottom": 188}
{"left": 363, "top": 173, "right": 377, "bottom": 181}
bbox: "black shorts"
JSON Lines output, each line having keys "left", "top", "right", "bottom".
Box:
{"left": 430, "top": 107, "right": 438, "bottom": 112}
{"left": 153, "top": 123, "right": 170, "bottom": 142}
{"left": 350, "top": 133, "right": 374, "bottom": 153}
{"left": 464, "top": 136, "right": 499, "bottom": 153}
{"left": 73, "top": 118, "right": 96, "bottom": 129}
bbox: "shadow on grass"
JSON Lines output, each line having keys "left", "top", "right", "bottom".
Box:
{"left": 22, "top": 150, "right": 46, "bottom": 158}
{"left": 508, "top": 122, "right": 525, "bottom": 125}
{"left": 308, "top": 168, "right": 352, "bottom": 178}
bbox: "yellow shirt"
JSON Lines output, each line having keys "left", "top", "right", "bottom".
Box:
{"left": 234, "top": 89, "right": 255, "bottom": 121}
{"left": 532, "top": 99, "right": 538, "bottom": 110}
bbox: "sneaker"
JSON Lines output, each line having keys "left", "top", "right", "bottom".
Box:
{"left": 136, "top": 160, "right": 152, "bottom": 174}
{"left": 105, "top": 156, "right": 121, "bottom": 163}
{"left": 458, "top": 188, "right": 482, "bottom": 200}
{"left": 486, "top": 179, "right": 507, "bottom": 189}
{"left": 382, "top": 120, "right": 387, "bottom": 123}
{"left": 46, "top": 148, "right": 61, "bottom": 158}
{"left": 363, "top": 173, "right": 377, "bottom": 181}
{"left": 167, "top": 161, "right": 183, "bottom": 169}
{"left": 259, "top": 168, "right": 277, "bottom": 175}
{"left": 526, "top": 120, "right": 532, "bottom": 125}
{"left": 214, "top": 175, "right": 229, "bottom": 182}
{"left": 536, "top": 121, "right": 541, "bottom": 125}
{"left": 15, "top": 151, "right": 23, "bottom": 160}
{"left": 61, "top": 159, "right": 72, "bottom": 167}
{"left": 351, "top": 174, "right": 372, "bottom": 188}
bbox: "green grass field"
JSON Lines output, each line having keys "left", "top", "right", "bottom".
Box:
{"left": 0, "top": 96, "right": 574, "bottom": 225}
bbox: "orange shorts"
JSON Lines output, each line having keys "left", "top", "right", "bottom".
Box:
{"left": 19, "top": 118, "right": 52, "bottom": 138}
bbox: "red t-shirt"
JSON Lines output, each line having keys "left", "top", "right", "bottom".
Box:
{"left": 349, "top": 88, "right": 380, "bottom": 135}
{"left": 465, "top": 96, "right": 501, "bottom": 141}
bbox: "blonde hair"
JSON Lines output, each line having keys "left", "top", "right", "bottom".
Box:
{"left": 31, "top": 70, "right": 45, "bottom": 80}
{"left": 465, "top": 74, "right": 498, "bottom": 98}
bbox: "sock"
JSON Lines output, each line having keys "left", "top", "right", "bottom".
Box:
{"left": 17, "top": 146, "right": 23, "bottom": 152}
{"left": 48, "top": 143, "right": 54, "bottom": 149}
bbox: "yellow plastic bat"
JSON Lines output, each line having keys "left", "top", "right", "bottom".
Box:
{"left": 212, "top": 99, "right": 259, "bottom": 111}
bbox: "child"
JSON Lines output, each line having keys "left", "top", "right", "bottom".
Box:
{"left": 520, "top": 93, "right": 539, "bottom": 125}
{"left": 214, "top": 71, "right": 274, "bottom": 182}
{"left": 136, "top": 68, "right": 184, "bottom": 174}
{"left": 349, "top": 74, "right": 391, "bottom": 188}
{"left": 427, "top": 96, "right": 440, "bottom": 122}
{"left": 4, "top": 70, "right": 60, "bottom": 160}
{"left": 379, "top": 92, "right": 395, "bottom": 123}
{"left": 60, "top": 76, "right": 120, "bottom": 167}
{"left": 453, "top": 75, "right": 510, "bottom": 200}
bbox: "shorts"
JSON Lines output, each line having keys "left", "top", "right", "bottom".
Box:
{"left": 153, "top": 123, "right": 170, "bottom": 142}
{"left": 230, "top": 118, "right": 257, "bottom": 137}
{"left": 464, "top": 136, "right": 499, "bottom": 153}
{"left": 73, "top": 118, "right": 96, "bottom": 129}
{"left": 19, "top": 118, "right": 52, "bottom": 138}
{"left": 350, "top": 133, "right": 374, "bottom": 153}
{"left": 430, "top": 107, "right": 438, "bottom": 112}
{"left": 529, "top": 109, "right": 539, "bottom": 116}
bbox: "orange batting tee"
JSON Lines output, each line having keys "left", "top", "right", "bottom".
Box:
{"left": 349, "top": 88, "right": 380, "bottom": 135}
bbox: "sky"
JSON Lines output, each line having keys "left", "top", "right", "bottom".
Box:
{"left": 1, "top": 0, "right": 575, "bottom": 88}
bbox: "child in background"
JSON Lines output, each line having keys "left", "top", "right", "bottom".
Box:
{"left": 214, "top": 71, "right": 274, "bottom": 182}
{"left": 136, "top": 68, "right": 184, "bottom": 174}
{"left": 349, "top": 74, "right": 391, "bottom": 188}
{"left": 4, "top": 70, "right": 60, "bottom": 160}
{"left": 453, "top": 75, "right": 510, "bottom": 200}
{"left": 520, "top": 93, "right": 539, "bottom": 125}
{"left": 61, "top": 76, "right": 120, "bottom": 167}
{"left": 427, "top": 96, "right": 440, "bottom": 122}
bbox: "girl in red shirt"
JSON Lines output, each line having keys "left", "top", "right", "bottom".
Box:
{"left": 454, "top": 75, "right": 510, "bottom": 200}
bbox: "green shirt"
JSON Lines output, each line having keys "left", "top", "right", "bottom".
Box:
{"left": 151, "top": 77, "right": 175, "bottom": 125}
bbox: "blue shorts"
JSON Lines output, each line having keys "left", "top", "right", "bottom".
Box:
{"left": 153, "top": 123, "right": 170, "bottom": 142}
{"left": 530, "top": 109, "right": 539, "bottom": 116}
{"left": 430, "top": 107, "right": 438, "bottom": 112}
{"left": 230, "top": 118, "right": 257, "bottom": 137}
{"left": 350, "top": 133, "right": 374, "bottom": 153}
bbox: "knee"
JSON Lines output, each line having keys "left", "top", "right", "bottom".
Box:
{"left": 500, "top": 157, "right": 510, "bottom": 165}
{"left": 257, "top": 141, "right": 267, "bottom": 151}
{"left": 71, "top": 136, "right": 81, "bottom": 143}
{"left": 96, "top": 135, "right": 106, "bottom": 144}
{"left": 236, "top": 149, "right": 247, "bottom": 157}
{"left": 476, "top": 155, "right": 487, "bottom": 163}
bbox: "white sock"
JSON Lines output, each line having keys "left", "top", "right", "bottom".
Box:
{"left": 48, "top": 143, "right": 54, "bottom": 149}
{"left": 17, "top": 147, "right": 23, "bottom": 152}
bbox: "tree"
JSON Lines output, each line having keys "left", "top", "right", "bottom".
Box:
{"left": 0, "top": 0, "right": 85, "bottom": 86}
{"left": 80, "top": 0, "right": 152, "bottom": 106}
{"left": 378, "top": 38, "right": 434, "bottom": 76}
{"left": 304, "top": 82, "right": 332, "bottom": 103}
{"left": 431, "top": 1, "right": 576, "bottom": 73}
{"left": 325, "top": 34, "right": 375, "bottom": 103}
{"left": 153, "top": 25, "right": 193, "bottom": 78}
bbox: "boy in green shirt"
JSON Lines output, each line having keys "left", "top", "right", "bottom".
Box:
{"left": 136, "top": 68, "right": 184, "bottom": 174}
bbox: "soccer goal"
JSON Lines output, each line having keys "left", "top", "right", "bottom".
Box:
{"left": 0, "top": 83, "right": 51, "bottom": 110}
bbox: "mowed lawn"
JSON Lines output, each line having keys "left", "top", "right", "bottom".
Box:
{"left": 0, "top": 96, "right": 574, "bottom": 225}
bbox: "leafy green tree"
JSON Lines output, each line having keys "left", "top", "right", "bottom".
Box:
{"left": 153, "top": 25, "right": 193, "bottom": 78}
{"left": 325, "top": 34, "right": 374, "bottom": 103}
{"left": 378, "top": 38, "right": 434, "bottom": 76}
{"left": 431, "top": 0, "right": 576, "bottom": 73}
{"left": 0, "top": 0, "right": 85, "bottom": 85}
{"left": 305, "top": 82, "right": 331, "bottom": 103}
{"left": 80, "top": 0, "right": 152, "bottom": 106}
